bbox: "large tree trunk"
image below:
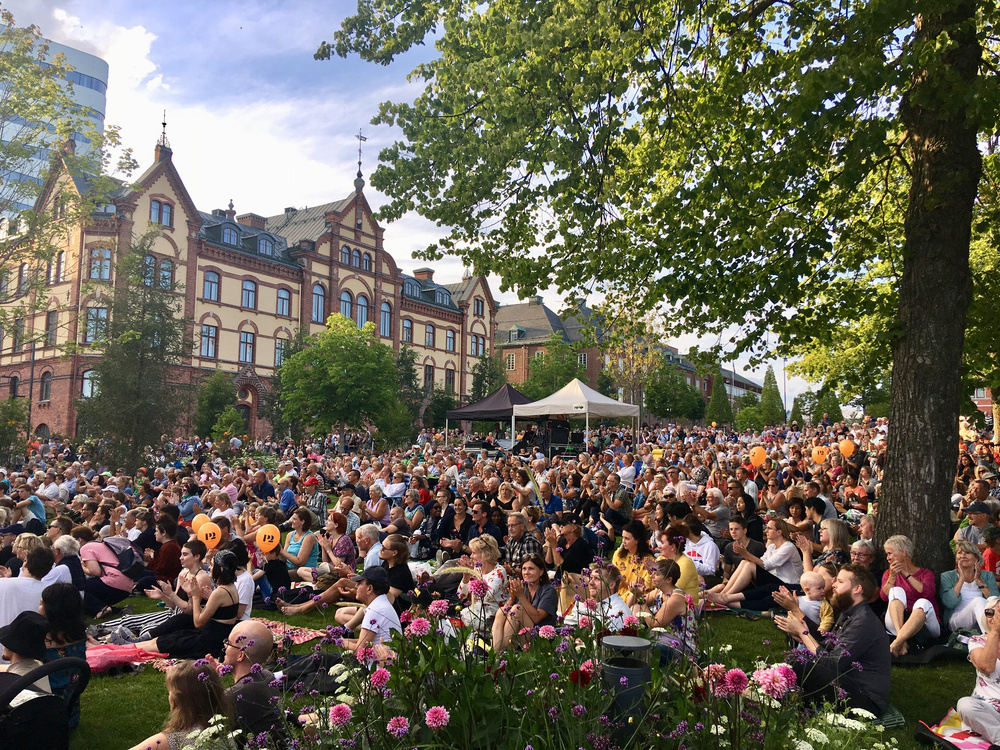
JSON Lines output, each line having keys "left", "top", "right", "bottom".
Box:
{"left": 878, "top": 2, "right": 982, "bottom": 573}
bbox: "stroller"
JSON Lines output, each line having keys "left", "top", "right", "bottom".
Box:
{"left": 0, "top": 657, "right": 91, "bottom": 750}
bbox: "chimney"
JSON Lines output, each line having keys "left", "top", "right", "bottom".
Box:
{"left": 528, "top": 295, "right": 543, "bottom": 306}
{"left": 413, "top": 267, "right": 434, "bottom": 281}
{"left": 211, "top": 209, "right": 226, "bottom": 217}
{"left": 225, "top": 199, "right": 235, "bottom": 220}
{"left": 154, "top": 142, "right": 172, "bottom": 162}
{"left": 284, "top": 207, "right": 297, "bottom": 217}
{"left": 236, "top": 213, "right": 266, "bottom": 230}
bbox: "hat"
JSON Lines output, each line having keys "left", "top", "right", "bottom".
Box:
{"left": 983, "top": 472, "right": 997, "bottom": 480}
{"left": 351, "top": 565, "right": 389, "bottom": 584}
{"left": 100, "top": 471, "right": 112, "bottom": 477}
{"left": 967, "top": 501, "right": 991, "bottom": 515}
{"left": 101, "top": 486, "right": 115, "bottom": 493}
{"left": 0, "top": 610, "right": 49, "bottom": 660}
{"left": 303, "top": 476, "right": 320, "bottom": 486}
{"left": 0, "top": 523, "right": 25, "bottom": 536}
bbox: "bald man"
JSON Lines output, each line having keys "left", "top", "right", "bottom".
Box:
{"left": 222, "top": 620, "right": 284, "bottom": 740}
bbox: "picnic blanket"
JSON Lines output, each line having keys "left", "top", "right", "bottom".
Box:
{"left": 146, "top": 617, "right": 327, "bottom": 673}
{"left": 87, "top": 643, "right": 168, "bottom": 673}
{"left": 915, "top": 708, "right": 992, "bottom": 750}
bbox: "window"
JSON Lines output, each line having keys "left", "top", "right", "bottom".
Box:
{"left": 341, "top": 246, "right": 351, "bottom": 264}
{"left": 141, "top": 255, "right": 157, "bottom": 286}
{"left": 313, "top": 284, "right": 327, "bottom": 323}
{"left": 222, "top": 227, "right": 238, "bottom": 245}
{"left": 578, "top": 352, "right": 588, "bottom": 368}
{"left": 241, "top": 280, "right": 257, "bottom": 309}
{"left": 12, "top": 318, "right": 23, "bottom": 352}
{"left": 259, "top": 238, "right": 274, "bottom": 256}
{"left": 352, "top": 249, "right": 361, "bottom": 267}
{"left": 39, "top": 372, "right": 51, "bottom": 401}
{"left": 446, "top": 330, "right": 455, "bottom": 352}
{"left": 150, "top": 200, "right": 160, "bottom": 224}
{"left": 161, "top": 203, "right": 172, "bottom": 227}
{"left": 435, "top": 290, "right": 450, "bottom": 306}
{"left": 404, "top": 281, "right": 420, "bottom": 297}
{"left": 0, "top": 272, "right": 8, "bottom": 295}
{"left": 200, "top": 325, "right": 218, "bottom": 358}
{"left": 17, "top": 263, "right": 28, "bottom": 292}
{"left": 976, "top": 387, "right": 987, "bottom": 399}
{"left": 150, "top": 200, "right": 172, "bottom": 227}
{"left": 81, "top": 370, "right": 97, "bottom": 398}
{"left": 239, "top": 331, "right": 255, "bottom": 363}
{"left": 356, "top": 295, "right": 368, "bottom": 328}
{"left": 9, "top": 376, "right": 18, "bottom": 398}
{"left": 535, "top": 351, "right": 544, "bottom": 359}
{"left": 363, "top": 253, "right": 372, "bottom": 271}
{"left": 402, "top": 319, "right": 413, "bottom": 343}
{"left": 277, "top": 288, "right": 291, "bottom": 317}
{"left": 380, "top": 302, "right": 391, "bottom": 338}
{"left": 471, "top": 334, "right": 484, "bottom": 357}
{"left": 89, "top": 248, "right": 111, "bottom": 280}
{"left": 506, "top": 353, "right": 516, "bottom": 371}
{"left": 340, "top": 290, "right": 352, "bottom": 319}
{"left": 84, "top": 307, "right": 107, "bottom": 343}
{"left": 44, "top": 310, "right": 57, "bottom": 347}
{"left": 203, "top": 271, "right": 220, "bottom": 301}
{"left": 474, "top": 298, "right": 484, "bottom": 317}
{"left": 425, "top": 324, "right": 435, "bottom": 348}
{"left": 445, "top": 368, "right": 454, "bottom": 393}
{"left": 424, "top": 364, "right": 434, "bottom": 389}
{"left": 508, "top": 329, "right": 519, "bottom": 343}
{"left": 159, "top": 259, "right": 173, "bottom": 289}
{"left": 47, "top": 251, "right": 64, "bottom": 284}
{"left": 274, "top": 338, "right": 288, "bottom": 367}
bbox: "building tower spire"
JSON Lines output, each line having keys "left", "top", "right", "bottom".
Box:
{"left": 354, "top": 128, "right": 367, "bottom": 191}
{"left": 158, "top": 110, "right": 170, "bottom": 148}
{"left": 155, "top": 109, "right": 172, "bottom": 161}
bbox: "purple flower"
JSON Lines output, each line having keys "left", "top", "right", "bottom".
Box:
{"left": 549, "top": 673, "right": 559, "bottom": 680}
{"left": 548, "top": 706, "right": 558, "bottom": 722}
{"left": 620, "top": 676, "right": 628, "bottom": 686}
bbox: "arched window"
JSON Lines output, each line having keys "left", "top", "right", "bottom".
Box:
{"left": 436, "top": 290, "right": 450, "bottom": 306}
{"left": 81, "top": 370, "right": 97, "bottom": 398}
{"left": 34, "top": 424, "right": 49, "bottom": 438}
{"left": 380, "top": 302, "right": 391, "bottom": 338}
{"left": 341, "top": 246, "right": 351, "bottom": 264}
{"left": 239, "top": 330, "right": 255, "bottom": 364}
{"left": 161, "top": 203, "right": 172, "bottom": 227}
{"left": 352, "top": 249, "right": 361, "bottom": 267}
{"left": 242, "top": 280, "right": 257, "bottom": 309}
{"left": 402, "top": 319, "right": 413, "bottom": 343}
{"left": 159, "top": 259, "right": 173, "bottom": 289}
{"left": 312, "top": 284, "right": 327, "bottom": 323}
{"left": 274, "top": 338, "right": 288, "bottom": 367}
{"left": 404, "top": 281, "right": 420, "bottom": 297}
{"left": 356, "top": 295, "right": 369, "bottom": 328}
{"left": 259, "top": 238, "right": 274, "bottom": 256}
{"left": 363, "top": 253, "right": 372, "bottom": 271}
{"left": 141, "top": 255, "right": 156, "bottom": 286}
{"left": 89, "top": 248, "right": 111, "bottom": 280}
{"left": 277, "top": 288, "right": 291, "bottom": 317}
{"left": 39, "top": 371, "right": 52, "bottom": 401}
{"left": 425, "top": 324, "right": 435, "bottom": 348}
{"left": 203, "top": 271, "right": 220, "bottom": 301}
{"left": 8, "top": 376, "right": 18, "bottom": 398}
{"left": 222, "top": 226, "right": 238, "bottom": 245}
{"left": 339, "top": 290, "right": 353, "bottom": 319}
{"left": 150, "top": 200, "right": 160, "bottom": 224}
{"left": 446, "top": 330, "right": 456, "bottom": 352}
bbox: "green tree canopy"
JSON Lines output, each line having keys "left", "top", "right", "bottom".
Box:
{"left": 194, "top": 370, "right": 236, "bottom": 438}
{"left": 812, "top": 392, "right": 845, "bottom": 425}
{"left": 734, "top": 406, "right": 764, "bottom": 433}
{"left": 470, "top": 350, "right": 507, "bottom": 402}
{"left": 519, "top": 334, "right": 586, "bottom": 401}
{"left": 646, "top": 362, "right": 703, "bottom": 422}
{"left": 258, "top": 328, "right": 310, "bottom": 440}
{"left": 704, "top": 370, "right": 734, "bottom": 427}
{"left": 789, "top": 396, "right": 804, "bottom": 427}
{"left": 758, "top": 366, "right": 786, "bottom": 427}
{"left": 278, "top": 314, "right": 397, "bottom": 446}
{"left": 211, "top": 405, "right": 247, "bottom": 451}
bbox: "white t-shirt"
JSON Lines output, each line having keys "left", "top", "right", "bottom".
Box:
{"left": 363, "top": 594, "right": 401, "bottom": 645}
{"left": 235, "top": 569, "right": 254, "bottom": 621}
{"left": 0, "top": 576, "right": 47, "bottom": 630}
{"left": 211, "top": 507, "right": 238, "bottom": 523}
{"left": 40, "top": 564, "right": 73, "bottom": 588}
{"left": 564, "top": 593, "right": 630, "bottom": 631}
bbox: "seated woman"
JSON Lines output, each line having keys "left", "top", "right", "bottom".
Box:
{"left": 957, "top": 605, "right": 1000, "bottom": 745}
{"left": 134, "top": 549, "right": 241, "bottom": 659}
{"left": 298, "top": 510, "right": 356, "bottom": 584}
{"left": 941, "top": 540, "right": 999, "bottom": 634}
{"left": 633, "top": 558, "right": 697, "bottom": 664}
{"left": 796, "top": 518, "right": 850, "bottom": 572}
{"left": 612, "top": 520, "right": 655, "bottom": 599}
{"left": 408, "top": 499, "right": 443, "bottom": 561}
{"left": 276, "top": 508, "right": 319, "bottom": 579}
{"left": 733, "top": 493, "right": 764, "bottom": 544}
{"left": 705, "top": 517, "right": 803, "bottom": 611}
{"left": 657, "top": 526, "right": 700, "bottom": 603}
{"left": 77, "top": 526, "right": 135, "bottom": 617}
{"left": 491, "top": 553, "right": 558, "bottom": 651}
{"left": 128, "top": 660, "right": 237, "bottom": 750}
{"left": 41, "top": 582, "right": 88, "bottom": 728}
{"left": 137, "top": 515, "right": 182, "bottom": 589}
{"left": 880, "top": 534, "right": 940, "bottom": 656}
{"left": 784, "top": 495, "right": 813, "bottom": 535}
{"left": 457, "top": 535, "right": 508, "bottom": 633}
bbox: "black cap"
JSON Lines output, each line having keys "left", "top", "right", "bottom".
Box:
{"left": 0, "top": 611, "right": 49, "bottom": 660}
{"left": 351, "top": 565, "right": 389, "bottom": 584}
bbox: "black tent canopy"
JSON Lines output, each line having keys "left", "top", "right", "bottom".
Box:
{"left": 445, "top": 384, "right": 532, "bottom": 422}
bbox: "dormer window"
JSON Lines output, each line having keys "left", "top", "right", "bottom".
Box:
{"left": 508, "top": 325, "right": 524, "bottom": 343}
{"left": 435, "top": 290, "right": 450, "bottom": 306}
{"left": 404, "top": 281, "right": 420, "bottom": 298}
{"left": 259, "top": 238, "right": 274, "bottom": 256}
{"left": 222, "top": 226, "right": 238, "bottom": 245}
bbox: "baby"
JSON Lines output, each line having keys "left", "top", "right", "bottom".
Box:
{"left": 797, "top": 571, "right": 826, "bottom": 624}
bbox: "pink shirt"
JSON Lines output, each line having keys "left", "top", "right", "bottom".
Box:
{"left": 880, "top": 566, "right": 939, "bottom": 619}
{"left": 80, "top": 542, "right": 133, "bottom": 592}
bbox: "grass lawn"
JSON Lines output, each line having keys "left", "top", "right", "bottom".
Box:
{"left": 71, "top": 601, "right": 975, "bottom": 749}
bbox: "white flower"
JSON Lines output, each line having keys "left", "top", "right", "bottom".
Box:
{"left": 719, "top": 644, "right": 733, "bottom": 653}
{"left": 826, "top": 714, "right": 867, "bottom": 731}
{"left": 328, "top": 663, "right": 348, "bottom": 677}
{"left": 804, "top": 728, "right": 829, "bottom": 745}
{"left": 849, "top": 707, "right": 877, "bottom": 720}
{"left": 792, "top": 741, "right": 815, "bottom": 750}
{"left": 710, "top": 725, "right": 727, "bottom": 735}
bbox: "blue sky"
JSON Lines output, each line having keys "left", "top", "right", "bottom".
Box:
{"left": 7, "top": 0, "right": 813, "bottom": 407}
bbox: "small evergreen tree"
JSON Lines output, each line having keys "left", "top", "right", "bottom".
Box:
{"left": 812, "top": 390, "right": 845, "bottom": 424}
{"left": 704, "top": 369, "right": 734, "bottom": 426}
{"left": 789, "top": 396, "right": 804, "bottom": 426}
{"left": 758, "top": 365, "right": 787, "bottom": 426}
{"left": 194, "top": 370, "right": 236, "bottom": 438}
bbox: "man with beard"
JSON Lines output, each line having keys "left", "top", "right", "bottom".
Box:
{"left": 775, "top": 564, "right": 890, "bottom": 714}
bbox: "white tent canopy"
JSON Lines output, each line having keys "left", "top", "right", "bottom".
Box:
{"left": 511, "top": 379, "right": 639, "bottom": 448}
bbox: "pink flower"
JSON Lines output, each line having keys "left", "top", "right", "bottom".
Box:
{"left": 706, "top": 663, "right": 728, "bottom": 695}
{"left": 329, "top": 703, "right": 353, "bottom": 727}
{"left": 585, "top": 598, "right": 598, "bottom": 610}
{"left": 578, "top": 615, "right": 592, "bottom": 629}
{"left": 405, "top": 617, "right": 431, "bottom": 638}
{"left": 425, "top": 706, "right": 451, "bottom": 730}
{"left": 387, "top": 715, "right": 410, "bottom": 737}
{"left": 623, "top": 615, "right": 640, "bottom": 629}
{"left": 429, "top": 599, "right": 449, "bottom": 617}
{"left": 370, "top": 667, "right": 390, "bottom": 689}
{"left": 580, "top": 659, "right": 598, "bottom": 676}
{"left": 356, "top": 647, "right": 376, "bottom": 663}
{"left": 752, "top": 667, "right": 792, "bottom": 700}
{"left": 776, "top": 663, "right": 797, "bottom": 687}
{"left": 538, "top": 625, "right": 557, "bottom": 640}
{"left": 724, "top": 668, "right": 749, "bottom": 695}
{"left": 469, "top": 578, "right": 489, "bottom": 598}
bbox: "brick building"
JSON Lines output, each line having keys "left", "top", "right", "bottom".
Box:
{"left": 0, "top": 137, "right": 497, "bottom": 438}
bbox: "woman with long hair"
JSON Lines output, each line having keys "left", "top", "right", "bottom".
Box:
{"left": 128, "top": 660, "right": 237, "bottom": 750}
{"left": 797, "top": 518, "right": 851, "bottom": 572}
{"left": 705, "top": 517, "right": 803, "bottom": 611}
{"left": 491, "top": 553, "right": 558, "bottom": 651}
{"left": 41, "top": 582, "right": 88, "bottom": 728}
{"left": 633, "top": 558, "right": 698, "bottom": 663}
{"left": 277, "top": 507, "right": 319, "bottom": 577}
{"left": 612, "top": 519, "right": 655, "bottom": 599}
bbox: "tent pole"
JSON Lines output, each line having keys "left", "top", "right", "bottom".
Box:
{"left": 586, "top": 412, "right": 590, "bottom": 453}
{"left": 445, "top": 419, "right": 449, "bottom": 448}
{"left": 511, "top": 415, "right": 515, "bottom": 449}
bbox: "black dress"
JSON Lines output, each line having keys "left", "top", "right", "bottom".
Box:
{"left": 150, "top": 587, "right": 240, "bottom": 659}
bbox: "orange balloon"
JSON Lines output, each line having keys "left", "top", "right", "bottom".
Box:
{"left": 711, "top": 422, "right": 717, "bottom": 428}
{"left": 749, "top": 446, "right": 766, "bottom": 467}
{"left": 812, "top": 447, "right": 828, "bottom": 465}
{"left": 198, "top": 522, "right": 222, "bottom": 549}
{"left": 839, "top": 439, "right": 855, "bottom": 458}
{"left": 191, "top": 513, "right": 211, "bottom": 533}
{"left": 256, "top": 524, "right": 281, "bottom": 554}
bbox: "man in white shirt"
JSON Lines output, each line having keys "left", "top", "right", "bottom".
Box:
{"left": 358, "top": 524, "right": 383, "bottom": 569}
{"left": 342, "top": 567, "right": 402, "bottom": 655}
{"left": 735, "top": 466, "right": 758, "bottom": 500}
{"left": 563, "top": 563, "right": 629, "bottom": 631}
{"left": 0, "top": 547, "right": 53, "bottom": 631}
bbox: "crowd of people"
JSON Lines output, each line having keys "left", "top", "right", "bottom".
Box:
{"left": 5, "top": 415, "right": 1000, "bottom": 745}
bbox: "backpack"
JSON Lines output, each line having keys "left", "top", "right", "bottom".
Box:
{"left": 100, "top": 536, "right": 145, "bottom": 580}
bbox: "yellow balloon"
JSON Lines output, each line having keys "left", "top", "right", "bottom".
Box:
{"left": 198, "top": 522, "right": 222, "bottom": 549}
{"left": 256, "top": 524, "right": 281, "bottom": 554}
{"left": 749, "top": 446, "right": 766, "bottom": 467}
{"left": 839, "top": 439, "right": 856, "bottom": 458}
{"left": 191, "top": 514, "right": 211, "bottom": 533}
{"left": 812, "top": 447, "right": 828, "bottom": 465}
{"left": 711, "top": 422, "right": 717, "bottom": 428}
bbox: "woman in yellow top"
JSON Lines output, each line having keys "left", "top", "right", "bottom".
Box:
{"left": 613, "top": 520, "right": 655, "bottom": 599}
{"left": 655, "top": 525, "right": 701, "bottom": 605}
